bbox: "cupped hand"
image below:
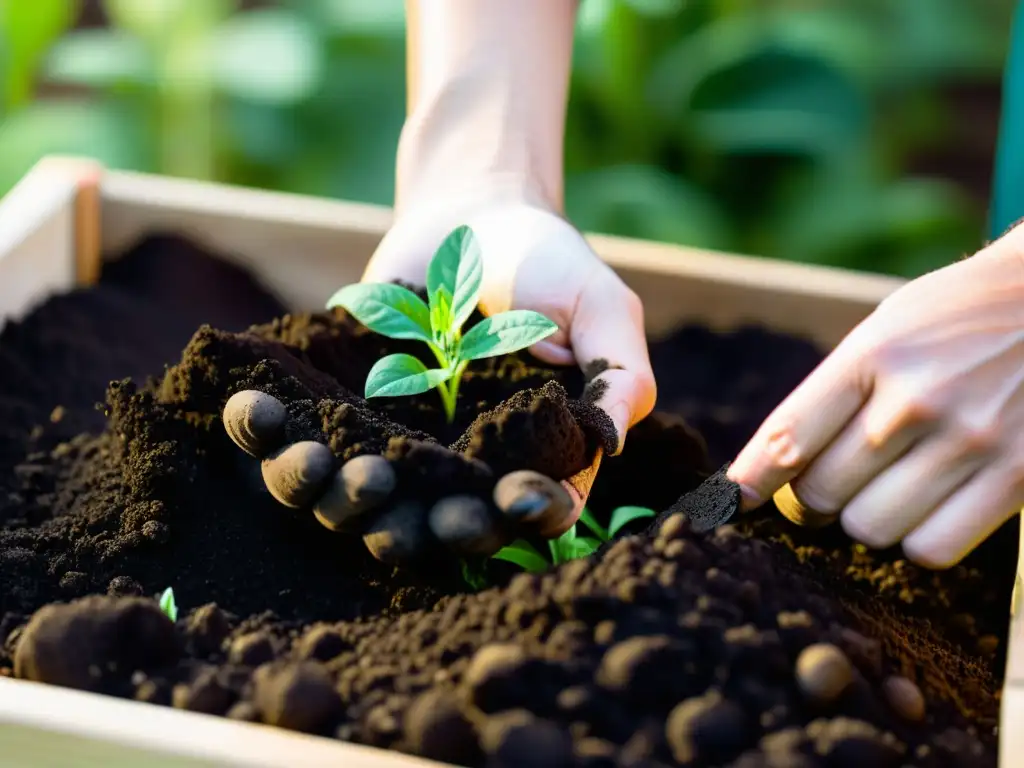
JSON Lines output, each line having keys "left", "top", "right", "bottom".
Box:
{"left": 728, "top": 225, "right": 1024, "bottom": 568}
{"left": 360, "top": 195, "right": 656, "bottom": 533}
{"left": 221, "top": 192, "right": 656, "bottom": 561}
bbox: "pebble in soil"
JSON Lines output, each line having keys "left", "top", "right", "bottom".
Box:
{"left": 0, "top": 234, "right": 1013, "bottom": 767}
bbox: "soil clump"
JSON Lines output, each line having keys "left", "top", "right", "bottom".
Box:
{"left": 0, "top": 234, "right": 1013, "bottom": 767}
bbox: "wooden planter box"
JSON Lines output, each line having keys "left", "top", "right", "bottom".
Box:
{"left": 0, "top": 156, "right": 1014, "bottom": 765}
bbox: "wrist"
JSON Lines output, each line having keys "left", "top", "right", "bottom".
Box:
{"left": 396, "top": 0, "right": 576, "bottom": 220}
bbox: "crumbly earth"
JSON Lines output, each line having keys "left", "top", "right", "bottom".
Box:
{"left": 0, "top": 234, "right": 1014, "bottom": 767}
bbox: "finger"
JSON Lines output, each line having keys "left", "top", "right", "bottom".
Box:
{"left": 428, "top": 495, "right": 511, "bottom": 556}
{"left": 362, "top": 500, "right": 431, "bottom": 565}
{"left": 223, "top": 391, "right": 287, "bottom": 459}
{"left": 900, "top": 459, "right": 1023, "bottom": 569}
{"left": 313, "top": 454, "right": 397, "bottom": 532}
{"left": 569, "top": 270, "right": 656, "bottom": 455}
{"left": 840, "top": 435, "right": 989, "bottom": 549}
{"left": 787, "top": 406, "right": 924, "bottom": 518}
{"left": 493, "top": 470, "right": 576, "bottom": 539}
{"left": 261, "top": 441, "right": 337, "bottom": 509}
{"left": 556, "top": 447, "right": 603, "bottom": 537}
{"left": 727, "top": 337, "right": 870, "bottom": 511}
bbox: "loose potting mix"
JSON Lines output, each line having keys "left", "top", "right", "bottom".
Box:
{"left": 0, "top": 234, "right": 1014, "bottom": 767}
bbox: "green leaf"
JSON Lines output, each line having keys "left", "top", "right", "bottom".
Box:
{"left": 459, "top": 311, "right": 559, "bottom": 361}
{"left": 549, "top": 525, "right": 578, "bottom": 565}
{"left": 103, "top": 0, "right": 233, "bottom": 41}
{"left": 565, "top": 166, "right": 734, "bottom": 251}
{"left": 426, "top": 225, "right": 483, "bottom": 333}
{"left": 213, "top": 8, "right": 325, "bottom": 105}
{"left": 158, "top": 587, "right": 178, "bottom": 622}
{"left": 0, "top": 100, "right": 148, "bottom": 196}
{"left": 42, "top": 29, "right": 155, "bottom": 88}
{"left": 1, "top": 0, "right": 78, "bottom": 107}
{"left": 460, "top": 559, "right": 489, "bottom": 590}
{"left": 607, "top": 506, "right": 657, "bottom": 538}
{"left": 364, "top": 354, "right": 452, "bottom": 399}
{"left": 326, "top": 282, "right": 432, "bottom": 342}
{"left": 429, "top": 287, "right": 452, "bottom": 344}
{"left": 578, "top": 508, "right": 609, "bottom": 542}
{"left": 492, "top": 540, "right": 550, "bottom": 573}
{"left": 572, "top": 537, "right": 602, "bottom": 557}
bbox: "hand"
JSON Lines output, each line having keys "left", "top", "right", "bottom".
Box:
{"left": 362, "top": 190, "right": 657, "bottom": 528}
{"left": 728, "top": 225, "right": 1024, "bottom": 569}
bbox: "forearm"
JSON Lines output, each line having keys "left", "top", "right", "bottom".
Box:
{"left": 398, "top": 0, "right": 577, "bottom": 216}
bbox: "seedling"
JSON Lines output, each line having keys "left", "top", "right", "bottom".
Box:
{"left": 326, "top": 225, "right": 559, "bottom": 423}
{"left": 158, "top": 586, "right": 178, "bottom": 622}
{"left": 492, "top": 505, "right": 656, "bottom": 573}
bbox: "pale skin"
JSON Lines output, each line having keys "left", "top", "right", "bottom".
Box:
{"left": 369, "top": 0, "right": 656, "bottom": 529}
{"left": 388, "top": 1, "right": 1024, "bottom": 563}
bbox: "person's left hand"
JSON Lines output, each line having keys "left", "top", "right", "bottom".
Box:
{"left": 360, "top": 194, "right": 657, "bottom": 532}
{"left": 727, "top": 224, "right": 1024, "bottom": 569}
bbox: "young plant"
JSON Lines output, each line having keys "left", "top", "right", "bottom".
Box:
{"left": 579, "top": 505, "right": 656, "bottom": 542}
{"left": 492, "top": 505, "right": 657, "bottom": 573}
{"left": 158, "top": 586, "right": 178, "bottom": 622}
{"left": 326, "top": 225, "right": 559, "bottom": 423}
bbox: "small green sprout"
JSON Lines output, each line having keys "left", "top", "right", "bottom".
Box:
{"left": 492, "top": 505, "right": 656, "bottom": 573}
{"left": 327, "top": 225, "right": 559, "bottom": 423}
{"left": 158, "top": 587, "right": 178, "bottom": 622}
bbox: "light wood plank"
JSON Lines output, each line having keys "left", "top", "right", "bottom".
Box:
{"left": 0, "top": 160, "right": 78, "bottom": 324}
{"left": 0, "top": 677, "right": 443, "bottom": 768}
{"left": 97, "top": 168, "right": 903, "bottom": 349}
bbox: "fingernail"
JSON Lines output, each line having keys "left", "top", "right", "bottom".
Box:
{"left": 261, "top": 441, "right": 336, "bottom": 509}
{"left": 223, "top": 390, "right": 287, "bottom": 459}
{"left": 737, "top": 483, "right": 763, "bottom": 512}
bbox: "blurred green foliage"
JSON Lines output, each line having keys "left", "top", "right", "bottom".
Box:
{"left": 0, "top": 0, "right": 1016, "bottom": 277}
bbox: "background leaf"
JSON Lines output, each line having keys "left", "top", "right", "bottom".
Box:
{"left": 364, "top": 354, "right": 452, "bottom": 399}
{"left": 213, "top": 8, "right": 324, "bottom": 105}
{"left": 1, "top": 0, "right": 1014, "bottom": 280}
{"left": 43, "top": 29, "right": 154, "bottom": 88}
{"left": 572, "top": 537, "right": 602, "bottom": 557}
{"left": 459, "top": 311, "right": 559, "bottom": 361}
{"left": 327, "top": 283, "right": 432, "bottom": 342}
{"left": 493, "top": 541, "right": 550, "bottom": 573}
{"left": 578, "top": 508, "right": 609, "bottom": 541}
{"left": 0, "top": 0, "right": 78, "bottom": 108}
{"left": 608, "top": 506, "right": 657, "bottom": 538}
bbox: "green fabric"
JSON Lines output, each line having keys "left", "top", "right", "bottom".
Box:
{"left": 991, "top": 0, "right": 1024, "bottom": 238}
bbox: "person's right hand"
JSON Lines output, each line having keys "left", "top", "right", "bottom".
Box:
{"left": 728, "top": 222, "right": 1024, "bottom": 569}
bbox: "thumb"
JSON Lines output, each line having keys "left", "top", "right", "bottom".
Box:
{"left": 360, "top": 223, "right": 438, "bottom": 285}
{"left": 569, "top": 268, "right": 657, "bottom": 455}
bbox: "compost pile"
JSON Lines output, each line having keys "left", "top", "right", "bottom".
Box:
{"left": 0, "top": 235, "right": 1014, "bottom": 768}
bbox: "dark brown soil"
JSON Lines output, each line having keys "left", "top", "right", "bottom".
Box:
{"left": 0, "top": 234, "right": 1014, "bottom": 767}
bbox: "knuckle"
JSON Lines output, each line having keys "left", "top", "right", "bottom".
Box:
{"left": 896, "top": 396, "right": 941, "bottom": 429}
{"left": 761, "top": 422, "right": 807, "bottom": 472}
{"left": 1005, "top": 455, "right": 1024, "bottom": 488}
{"left": 950, "top": 419, "right": 1000, "bottom": 456}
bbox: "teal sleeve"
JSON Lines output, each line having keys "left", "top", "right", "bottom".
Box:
{"left": 991, "top": 0, "right": 1024, "bottom": 239}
